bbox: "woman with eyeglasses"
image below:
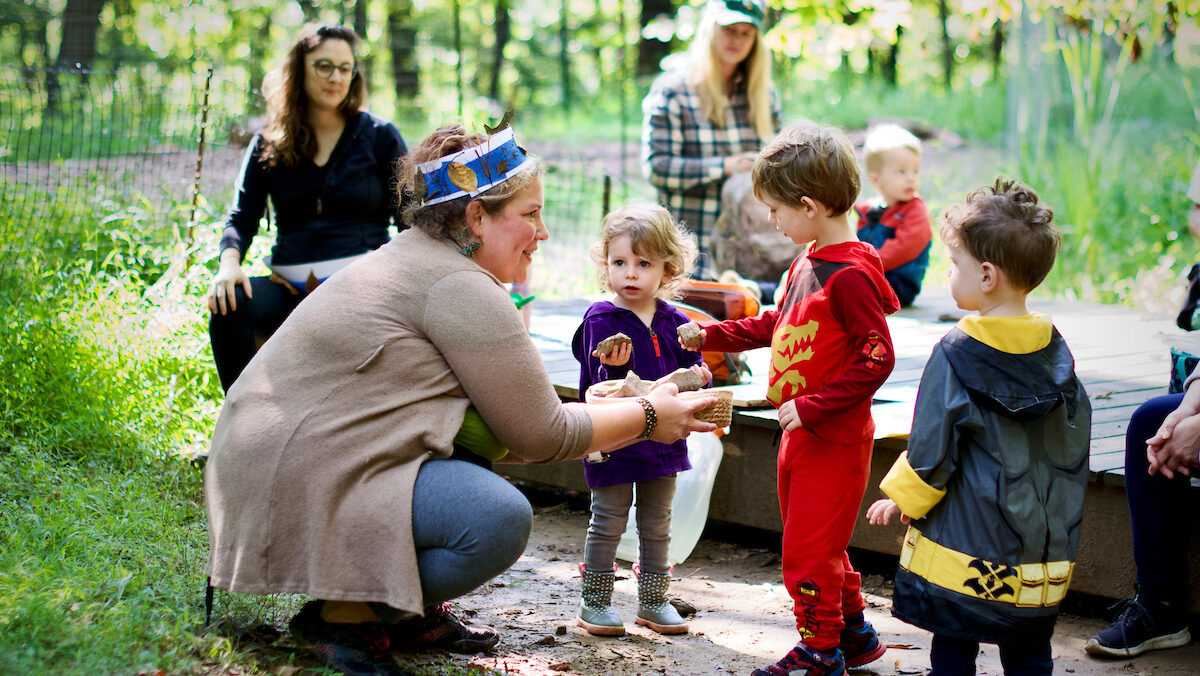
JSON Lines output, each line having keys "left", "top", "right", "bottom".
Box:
{"left": 206, "top": 23, "right": 408, "bottom": 393}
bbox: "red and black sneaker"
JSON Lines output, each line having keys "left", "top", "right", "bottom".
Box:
{"left": 751, "top": 641, "right": 845, "bottom": 676}
{"left": 387, "top": 602, "right": 500, "bottom": 654}
{"left": 839, "top": 619, "right": 887, "bottom": 667}
{"left": 288, "top": 601, "right": 414, "bottom": 676}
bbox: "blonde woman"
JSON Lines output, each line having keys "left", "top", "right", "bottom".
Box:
{"left": 641, "top": 0, "right": 779, "bottom": 273}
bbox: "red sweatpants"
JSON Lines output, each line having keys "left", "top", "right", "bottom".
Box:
{"left": 777, "top": 426, "right": 873, "bottom": 651}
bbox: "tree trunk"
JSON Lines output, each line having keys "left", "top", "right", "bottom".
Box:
{"left": 354, "top": 0, "right": 371, "bottom": 82}
{"left": 54, "top": 0, "right": 104, "bottom": 70}
{"left": 938, "top": 0, "right": 952, "bottom": 90}
{"left": 388, "top": 0, "right": 421, "bottom": 114}
{"left": 489, "top": 0, "right": 510, "bottom": 101}
{"left": 886, "top": 26, "right": 901, "bottom": 87}
{"left": 296, "top": 0, "right": 319, "bottom": 22}
{"left": 637, "top": 0, "right": 674, "bottom": 77}
{"left": 559, "top": 0, "right": 569, "bottom": 111}
{"left": 46, "top": 0, "right": 106, "bottom": 115}
{"left": 991, "top": 23, "right": 1004, "bottom": 83}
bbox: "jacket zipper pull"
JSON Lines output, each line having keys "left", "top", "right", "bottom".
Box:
{"left": 316, "top": 198, "right": 323, "bottom": 215}
{"left": 650, "top": 328, "right": 661, "bottom": 358}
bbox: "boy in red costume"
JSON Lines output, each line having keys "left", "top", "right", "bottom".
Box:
{"left": 687, "top": 123, "right": 899, "bottom": 676}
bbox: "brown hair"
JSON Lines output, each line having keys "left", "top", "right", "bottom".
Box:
{"left": 751, "top": 123, "right": 860, "bottom": 216}
{"left": 940, "top": 178, "right": 1061, "bottom": 292}
{"left": 590, "top": 204, "right": 698, "bottom": 300}
{"left": 260, "top": 23, "right": 367, "bottom": 168}
{"left": 398, "top": 125, "right": 542, "bottom": 246}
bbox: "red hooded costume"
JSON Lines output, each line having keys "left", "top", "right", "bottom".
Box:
{"left": 703, "top": 240, "right": 899, "bottom": 650}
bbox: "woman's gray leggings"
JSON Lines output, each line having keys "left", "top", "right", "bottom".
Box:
{"left": 583, "top": 475, "right": 677, "bottom": 575}
{"left": 411, "top": 459, "right": 533, "bottom": 605}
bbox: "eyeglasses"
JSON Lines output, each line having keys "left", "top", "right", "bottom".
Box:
{"left": 310, "top": 60, "right": 356, "bottom": 80}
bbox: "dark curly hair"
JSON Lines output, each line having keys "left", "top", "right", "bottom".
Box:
{"left": 940, "top": 177, "right": 1061, "bottom": 292}
{"left": 260, "top": 23, "right": 366, "bottom": 168}
{"left": 397, "top": 125, "right": 542, "bottom": 246}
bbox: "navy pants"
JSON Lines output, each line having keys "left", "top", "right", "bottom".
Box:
{"left": 1125, "top": 392, "right": 1193, "bottom": 601}
{"left": 931, "top": 634, "right": 1052, "bottom": 676}
{"left": 208, "top": 276, "right": 303, "bottom": 392}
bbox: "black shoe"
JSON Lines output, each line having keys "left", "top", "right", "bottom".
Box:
{"left": 386, "top": 601, "right": 500, "bottom": 654}
{"left": 1084, "top": 594, "right": 1191, "bottom": 658}
{"left": 288, "top": 601, "right": 414, "bottom": 676}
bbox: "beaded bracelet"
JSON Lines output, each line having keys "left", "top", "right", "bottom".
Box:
{"left": 636, "top": 397, "right": 657, "bottom": 439}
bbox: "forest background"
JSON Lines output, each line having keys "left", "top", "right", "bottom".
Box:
{"left": 1, "top": 1, "right": 1199, "bottom": 674}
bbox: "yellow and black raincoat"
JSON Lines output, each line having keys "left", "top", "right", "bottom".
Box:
{"left": 880, "top": 314, "right": 1091, "bottom": 643}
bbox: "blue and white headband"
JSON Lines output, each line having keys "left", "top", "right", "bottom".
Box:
{"left": 416, "top": 127, "right": 533, "bottom": 206}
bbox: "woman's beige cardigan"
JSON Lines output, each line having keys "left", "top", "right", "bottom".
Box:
{"left": 205, "top": 227, "right": 593, "bottom": 613}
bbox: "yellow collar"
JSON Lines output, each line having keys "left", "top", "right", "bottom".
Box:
{"left": 956, "top": 314, "right": 1052, "bottom": 354}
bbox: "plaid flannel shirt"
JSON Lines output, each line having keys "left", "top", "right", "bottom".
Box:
{"left": 641, "top": 70, "right": 779, "bottom": 262}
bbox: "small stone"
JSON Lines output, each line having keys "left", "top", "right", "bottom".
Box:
{"left": 556, "top": 624, "right": 568, "bottom": 635}
{"left": 596, "top": 332, "right": 632, "bottom": 358}
{"left": 677, "top": 322, "right": 703, "bottom": 349}
{"left": 535, "top": 635, "right": 557, "bottom": 645}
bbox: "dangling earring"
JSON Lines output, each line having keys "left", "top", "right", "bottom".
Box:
{"left": 460, "top": 241, "right": 482, "bottom": 257}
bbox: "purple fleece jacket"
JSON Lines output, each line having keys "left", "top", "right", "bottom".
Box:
{"left": 571, "top": 299, "right": 704, "bottom": 488}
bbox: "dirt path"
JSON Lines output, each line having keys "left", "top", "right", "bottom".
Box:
{"left": 396, "top": 495, "right": 1200, "bottom": 676}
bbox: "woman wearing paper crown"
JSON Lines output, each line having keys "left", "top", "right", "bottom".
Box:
{"left": 641, "top": 0, "right": 780, "bottom": 275}
{"left": 205, "top": 23, "right": 409, "bottom": 393}
{"left": 204, "top": 123, "right": 719, "bottom": 675}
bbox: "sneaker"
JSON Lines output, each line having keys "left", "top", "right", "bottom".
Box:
{"left": 288, "top": 601, "right": 413, "bottom": 676}
{"left": 840, "top": 620, "right": 886, "bottom": 667}
{"left": 1085, "top": 594, "right": 1191, "bottom": 657}
{"left": 386, "top": 601, "right": 500, "bottom": 654}
{"left": 752, "top": 642, "right": 845, "bottom": 676}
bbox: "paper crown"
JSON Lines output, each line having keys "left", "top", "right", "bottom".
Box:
{"left": 416, "top": 127, "right": 532, "bottom": 206}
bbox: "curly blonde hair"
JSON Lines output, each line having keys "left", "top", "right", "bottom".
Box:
{"left": 590, "top": 204, "right": 697, "bottom": 300}
{"left": 260, "top": 24, "right": 367, "bottom": 168}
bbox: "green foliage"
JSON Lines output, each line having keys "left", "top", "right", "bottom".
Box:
{"left": 1012, "top": 14, "right": 1200, "bottom": 304}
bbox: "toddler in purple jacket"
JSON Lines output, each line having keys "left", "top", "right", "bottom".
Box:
{"left": 571, "top": 203, "right": 703, "bottom": 637}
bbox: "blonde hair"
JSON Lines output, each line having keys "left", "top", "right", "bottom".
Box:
{"left": 590, "top": 204, "right": 698, "bottom": 300}
{"left": 863, "top": 124, "right": 922, "bottom": 174}
{"left": 685, "top": 6, "right": 775, "bottom": 142}
{"left": 752, "top": 123, "right": 860, "bottom": 216}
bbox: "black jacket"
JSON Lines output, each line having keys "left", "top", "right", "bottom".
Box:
{"left": 881, "top": 316, "right": 1091, "bottom": 643}
{"left": 219, "top": 111, "right": 407, "bottom": 266}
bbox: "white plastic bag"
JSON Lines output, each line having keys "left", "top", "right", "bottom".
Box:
{"left": 614, "top": 431, "right": 724, "bottom": 566}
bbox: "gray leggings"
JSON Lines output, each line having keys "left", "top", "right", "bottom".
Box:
{"left": 583, "top": 475, "right": 676, "bottom": 575}
{"left": 411, "top": 459, "right": 533, "bottom": 605}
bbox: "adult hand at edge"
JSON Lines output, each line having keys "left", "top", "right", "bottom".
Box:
{"left": 1147, "top": 411, "right": 1200, "bottom": 478}
{"left": 207, "top": 249, "right": 253, "bottom": 315}
{"left": 644, "top": 383, "right": 718, "bottom": 444}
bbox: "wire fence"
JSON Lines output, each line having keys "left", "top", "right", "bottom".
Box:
{"left": 0, "top": 65, "right": 651, "bottom": 297}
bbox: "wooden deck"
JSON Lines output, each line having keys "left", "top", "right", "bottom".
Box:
{"left": 505, "top": 288, "right": 1200, "bottom": 611}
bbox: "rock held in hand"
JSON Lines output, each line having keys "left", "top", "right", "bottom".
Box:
{"left": 596, "top": 332, "right": 632, "bottom": 357}
{"left": 677, "top": 322, "right": 703, "bottom": 349}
